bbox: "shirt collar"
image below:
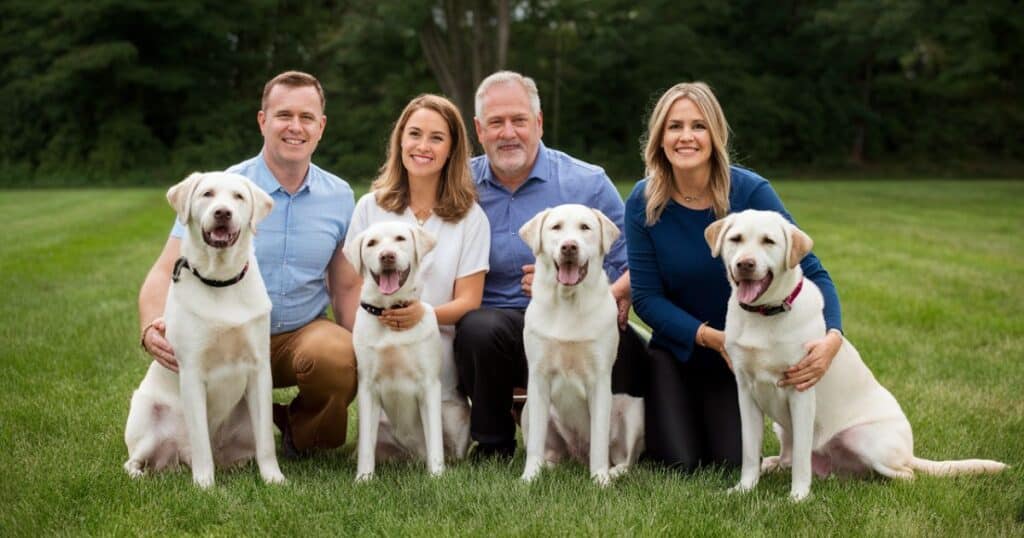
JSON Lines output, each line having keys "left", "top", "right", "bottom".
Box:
{"left": 256, "top": 151, "right": 314, "bottom": 195}
{"left": 476, "top": 142, "right": 551, "bottom": 189}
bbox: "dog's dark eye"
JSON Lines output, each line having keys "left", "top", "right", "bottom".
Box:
{"left": 367, "top": 239, "right": 378, "bottom": 247}
{"left": 233, "top": 192, "right": 244, "bottom": 200}
{"left": 202, "top": 190, "right": 214, "bottom": 197}
{"left": 551, "top": 224, "right": 562, "bottom": 231}
{"left": 729, "top": 234, "right": 743, "bottom": 243}
{"left": 395, "top": 235, "right": 406, "bottom": 242}
{"left": 762, "top": 237, "right": 776, "bottom": 245}
{"left": 580, "top": 224, "right": 591, "bottom": 231}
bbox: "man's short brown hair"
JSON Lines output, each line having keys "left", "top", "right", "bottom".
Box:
{"left": 261, "top": 71, "right": 325, "bottom": 112}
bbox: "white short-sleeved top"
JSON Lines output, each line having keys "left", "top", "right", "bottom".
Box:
{"left": 345, "top": 192, "right": 490, "bottom": 335}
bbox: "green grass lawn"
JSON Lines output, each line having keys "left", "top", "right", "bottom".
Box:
{"left": 1, "top": 181, "right": 1022, "bottom": 536}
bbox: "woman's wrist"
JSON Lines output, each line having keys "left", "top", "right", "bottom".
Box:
{"left": 139, "top": 320, "right": 157, "bottom": 352}
{"left": 696, "top": 322, "right": 708, "bottom": 348}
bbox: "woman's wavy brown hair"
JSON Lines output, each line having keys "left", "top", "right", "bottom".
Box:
{"left": 373, "top": 94, "right": 476, "bottom": 222}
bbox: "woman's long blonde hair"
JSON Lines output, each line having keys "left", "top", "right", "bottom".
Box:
{"left": 641, "top": 82, "right": 731, "bottom": 225}
{"left": 373, "top": 94, "right": 476, "bottom": 222}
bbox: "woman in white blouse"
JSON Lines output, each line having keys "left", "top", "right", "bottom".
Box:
{"left": 345, "top": 94, "right": 490, "bottom": 458}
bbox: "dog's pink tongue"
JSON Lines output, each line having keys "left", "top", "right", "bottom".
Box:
{"left": 378, "top": 271, "right": 400, "bottom": 295}
{"left": 738, "top": 278, "right": 769, "bottom": 304}
{"left": 557, "top": 264, "right": 582, "bottom": 285}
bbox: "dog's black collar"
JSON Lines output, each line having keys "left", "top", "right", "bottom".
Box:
{"left": 360, "top": 301, "right": 410, "bottom": 316}
{"left": 172, "top": 257, "right": 249, "bottom": 288}
{"left": 739, "top": 278, "right": 803, "bottom": 316}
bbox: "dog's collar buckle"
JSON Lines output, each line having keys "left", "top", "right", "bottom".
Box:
{"left": 360, "top": 301, "right": 410, "bottom": 316}
{"left": 740, "top": 278, "right": 803, "bottom": 316}
{"left": 172, "top": 257, "right": 249, "bottom": 288}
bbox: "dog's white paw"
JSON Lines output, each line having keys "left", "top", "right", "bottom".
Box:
{"left": 428, "top": 464, "right": 445, "bottom": 478}
{"left": 592, "top": 471, "right": 612, "bottom": 488}
{"left": 727, "top": 482, "right": 754, "bottom": 495}
{"left": 123, "top": 460, "right": 145, "bottom": 479}
{"left": 193, "top": 474, "right": 215, "bottom": 489}
{"left": 761, "top": 456, "right": 788, "bottom": 473}
{"left": 521, "top": 465, "right": 542, "bottom": 483}
{"left": 789, "top": 487, "right": 811, "bottom": 502}
{"left": 354, "top": 472, "right": 374, "bottom": 483}
{"left": 608, "top": 464, "right": 630, "bottom": 480}
{"left": 262, "top": 471, "right": 287, "bottom": 485}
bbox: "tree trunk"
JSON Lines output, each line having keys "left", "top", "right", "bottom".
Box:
{"left": 418, "top": 0, "right": 510, "bottom": 152}
{"left": 849, "top": 55, "right": 874, "bottom": 166}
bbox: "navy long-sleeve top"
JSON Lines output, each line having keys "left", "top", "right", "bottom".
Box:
{"left": 625, "top": 166, "right": 842, "bottom": 366}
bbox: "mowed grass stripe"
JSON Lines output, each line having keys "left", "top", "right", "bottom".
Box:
{"left": 0, "top": 181, "right": 1021, "bottom": 536}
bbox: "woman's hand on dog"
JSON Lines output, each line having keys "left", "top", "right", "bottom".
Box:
{"left": 698, "top": 325, "right": 733, "bottom": 371}
{"left": 380, "top": 301, "right": 425, "bottom": 331}
{"left": 780, "top": 330, "right": 843, "bottom": 391}
{"left": 142, "top": 317, "right": 179, "bottom": 373}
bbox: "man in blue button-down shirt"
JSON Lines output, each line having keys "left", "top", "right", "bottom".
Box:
{"left": 454, "top": 71, "right": 647, "bottom": 459}
{"left": 138, "top": 71, "right": 361, "bottom": 458}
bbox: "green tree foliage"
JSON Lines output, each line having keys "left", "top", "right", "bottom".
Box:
{"left": 1, "top": 0, "right": 1020, "bottom": 186}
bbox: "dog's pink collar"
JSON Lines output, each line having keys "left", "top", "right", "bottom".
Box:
{"left": 172, "top": 257, "right": 249, "bottom": 288}
{"left": 739, "top": 278, "right": 803, "bottom": 316}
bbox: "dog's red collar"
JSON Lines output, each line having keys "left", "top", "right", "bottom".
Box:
{"left": 172, "top": 257, "right": 249, "bottom": 288}
{"left": 739, "top": 278, "right": 803, "bottom": 316}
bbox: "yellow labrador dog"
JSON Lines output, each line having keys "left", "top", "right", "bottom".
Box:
{"left": 345, "top": 221, "right": 445, "bottom": 481}
{"left": 706, "top": 209, "right": 1007, "bottom": 501}
{"left": 519, "top": 204, "right": 644, "bottom": 487}
{"left": 124, "top": 171, "right": 284, "bottom": 488}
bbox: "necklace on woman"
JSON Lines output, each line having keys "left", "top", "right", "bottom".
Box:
{"left": 412, "top": 207, "right": 432, "bottom": 226}
{"left": 681, "top": 192, "right": 703, "bottom": 203}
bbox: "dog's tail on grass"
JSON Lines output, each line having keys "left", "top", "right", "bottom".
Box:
{"left": 911, "top": 457, "right": 1008, "bottom": 476}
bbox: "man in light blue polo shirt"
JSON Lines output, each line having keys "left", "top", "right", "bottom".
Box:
{"left": 454, "top": 71, "right": 647, "bottom": 459}
{"left": 138, "top": 71, "right": 361, "bottom": 459}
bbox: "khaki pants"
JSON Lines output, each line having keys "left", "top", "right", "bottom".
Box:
{"left": 270, "top": 318, "right": 357, "bottom": 450}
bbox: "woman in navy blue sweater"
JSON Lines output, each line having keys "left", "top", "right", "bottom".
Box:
{"left": 625, "top": 82, "right": 845, "bottom": 471}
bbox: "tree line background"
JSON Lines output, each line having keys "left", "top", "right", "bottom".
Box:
{"left": 1, "top": 0, "right": 1021, "bottom": 187}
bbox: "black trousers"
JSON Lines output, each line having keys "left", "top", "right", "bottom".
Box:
{"left": 453, "top": 307, "right": 648, "bottom": 446}
{"left": 643, "top": 346, "right": 742, "bottom": 472}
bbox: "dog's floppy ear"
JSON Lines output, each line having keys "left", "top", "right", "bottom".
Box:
{"left": 704, "top": 214, "right": 733, "bottom": 258}
{"left": 342, "top": 230, "right": 366, "bottom": 276}
{"left": 411, "top": 225, "right": 437, "bottom": 264}
{"left": 245, "top": 178, "right": 274, "bottom": 232}
{"left": 786, "top": 222, "right": 814, "bottom": 269}
{"left": 166, "top": 172, "right": 204, "bottom": 225}
{"left": 518, "top": 208, "right": 551, "bottom": 255}
{"left": 591, "top": 208, "right": 621, "bottom": 256}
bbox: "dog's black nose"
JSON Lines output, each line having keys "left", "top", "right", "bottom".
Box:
{"left": 736, "top": 258, "right": 756, "bottom": 272}
{"left": 560, "top": 241, "right": 578, "bottom": 255}
{"left": 380, "top": 251, "right": 396, "bottom": 265}
{"left": 214, "top": 208, "right": 232, "bottom": 221}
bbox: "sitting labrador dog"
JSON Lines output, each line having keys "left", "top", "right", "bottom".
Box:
{"left": 705, "top": 209, "right": 1007, "bottom": 501}
{"left": 344, "top": 221, "right": 446, "bottom": 481}
{"left": 124, "top": 171, "right": 284, "bottom": 488}
{"left": 518, "top": 204, "right": 645, "bottom": 487}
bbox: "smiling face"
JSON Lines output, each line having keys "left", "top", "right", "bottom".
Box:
{"left": 474, "top": 82, "right": 543, "bottom": 187}
{"left": 257, "top": 84, "right": 326, "bottom": 172}
{"left": 661, "top": 97, "right": 713, "bottom": 180}
{"left": 519, "top": 204, "right": 620, "bottom": 288}
{"left": 400, "top": 107, "right": 452, "bottom": 183}
{"left": 344, "top": 221, "right": 437, "bottom": 298}
{"left": 706, "top": 210, "right": 813, "bottom": 305}
{"left": 167, "top": 172, "right": 273, "bottom": 251}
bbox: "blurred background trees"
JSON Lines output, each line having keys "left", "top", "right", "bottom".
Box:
{"left": 1, "top": 0, "right": 1020, "bottom": 186}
